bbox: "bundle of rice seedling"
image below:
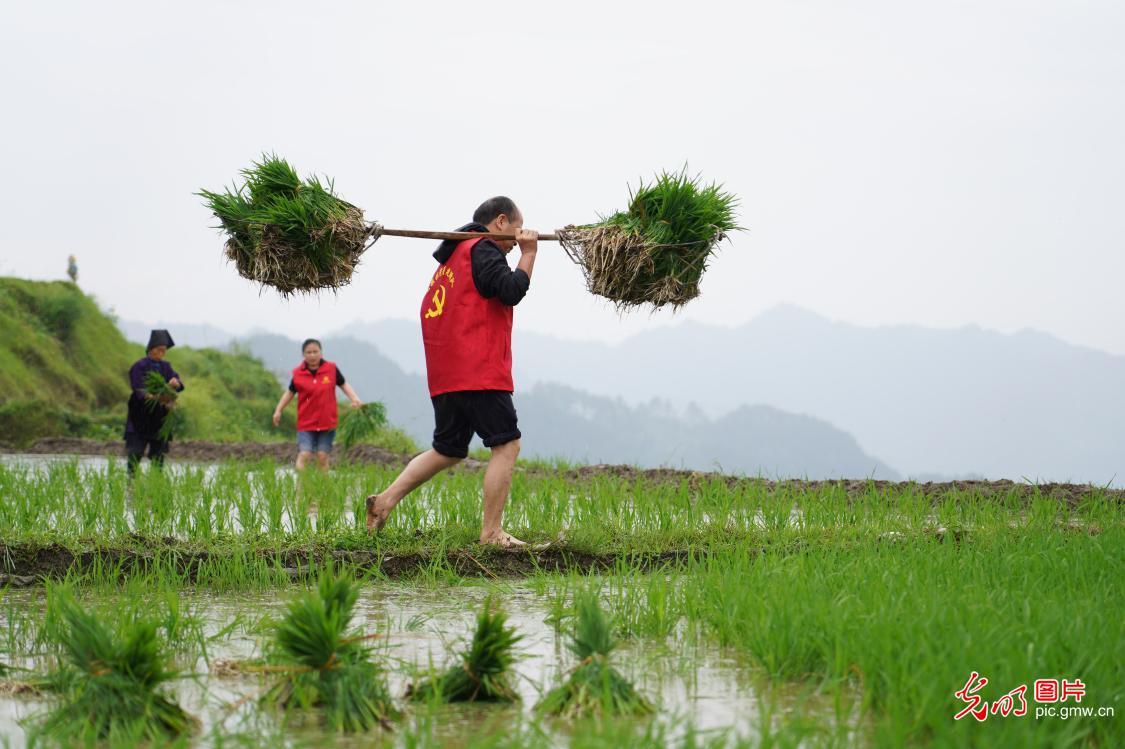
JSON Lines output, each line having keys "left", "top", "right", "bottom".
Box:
{"left": 144, "top": 369, "right": 185, "bottom": 441}
{"left": 39, "top": 592, "right": 195, "bottom": 742}
{"left": 408, "top": 598, "right": 523, "bottom": 703}
{"left": 264, "top": 571, "right": 397, "bottom": 732}
{"left": 336, "top": 401, "right": 389, "bottom": 451}
{"left": 558, "top": 170, "right": 740, "bottom": 309}
{"left": 203, "top": 157, "right": 739, "bottom": 306}
{"left": 536, "top": 592, "right": 653, "bottom": 718}
{"left": 200, "top": 155, "right": 369, "bottom": 294}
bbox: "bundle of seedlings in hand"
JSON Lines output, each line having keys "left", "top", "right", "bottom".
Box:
{"left": 200, "top": 155, "right": 369, "bottom": 294}
{"left": 336, "top": 401, "right": 389, "bottom": 451}
{"left": 408, "top": 598, "right": 523, "bottom": 703}
{"left": 38, "top": 591, "right": 195, "bottom": 742}
{"left": 144, "top": 369, "right": 185, "bottom": 441}
{"left": 537, "top": 591, "right": 653, "bottom": 718}
{"left": 559, "top": 170, "right": 740, "bottom": 309}
{"left": 264, "top": 571, "right": 397, "bottom": 732}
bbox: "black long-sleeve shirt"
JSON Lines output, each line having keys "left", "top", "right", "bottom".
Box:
{"left": 432, "top": 223, "right": 530, "bottom": 306}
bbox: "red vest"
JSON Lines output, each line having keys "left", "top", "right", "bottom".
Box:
{"left": 291, "top": 360, "right": 339, "bottom": 431}
{"left": 421, "top": 238, "right": 514, "bottom": 397}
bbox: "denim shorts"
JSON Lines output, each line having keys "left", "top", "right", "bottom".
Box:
{"left": 297, "top": 429, "right": 335, "bottom": 453}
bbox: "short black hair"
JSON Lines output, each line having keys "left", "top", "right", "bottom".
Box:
{"left": 301, "top": 338, "right": 322, "bottom": 352}
{"left": 473, "top": 196, "right": 520, "bottom": 226}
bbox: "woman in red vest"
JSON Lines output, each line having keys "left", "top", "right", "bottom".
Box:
{"left": 272, "top": 338, "right": 363, "bottom": 470}
{"left": 364, "top": 197, "right": 540, "bottom": 548}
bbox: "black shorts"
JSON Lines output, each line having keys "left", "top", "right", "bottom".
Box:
{"left": 431, "top": 390, "right": 521, "bottom": 459}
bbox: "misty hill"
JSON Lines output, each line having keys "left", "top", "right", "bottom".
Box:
{"left": 340, "top": 308, "right": 1124, "bottom": 484}
{"left": 0, "top": 279, "right": 291, "bottom": 447}
{"left": 233, "top": 333, "right": 896, "bottom": 479}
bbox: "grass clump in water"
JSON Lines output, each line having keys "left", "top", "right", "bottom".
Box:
{"left": 264, "top": 571, "right": 398, "bottom": 732}
{"left": 537, "top": 591, "right": 653, "bottom": 718}
{"left": 37, "top": 586, "right": 196, "bottom": 742}
{"left": 408, "top": 598, "right": 523, "bottom": 703}
{"left": 559, "top": 169, "right": 739, "bottom": 310}
{"left": 200, "top": 155, "right": 368, "bottom": 295}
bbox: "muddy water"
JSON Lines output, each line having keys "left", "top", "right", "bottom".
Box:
{"left": 0, "top": 582, "right": 848, "bottom": 747}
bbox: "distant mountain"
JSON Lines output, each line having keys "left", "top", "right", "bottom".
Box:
{"left": 120, "top": 319, "right": 240, "bottom": 350}
{"left": 340, "top": 308, "right": 1124, "bottom": 484}
{"left": 236, "top": 332, "right": 895, "bottom": 479}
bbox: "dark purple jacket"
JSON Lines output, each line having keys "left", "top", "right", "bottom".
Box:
{"left": 125, "top": 357, "right": 184, "bottom": 437}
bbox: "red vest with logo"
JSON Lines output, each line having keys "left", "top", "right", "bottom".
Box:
{"left": 291, "top": 359, "right": 339, "bottom": 431}
{"left": 420, "top": 238, "right": 514, "bottom": 397}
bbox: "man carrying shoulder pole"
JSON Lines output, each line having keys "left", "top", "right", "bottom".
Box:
{"left": 366, "top": 196, "right": 537, "bottom": 548}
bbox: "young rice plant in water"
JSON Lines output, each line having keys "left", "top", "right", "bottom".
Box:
{"left": 38, "top": 587, "right": 195, "bottom": 742}
{"left": 537, "top": 591, "right": 653, "bottom": 718}
{"left": 265, "top": 571, "right": 397, "bottom": 732}
{"left": 408, "top": 598, "right": 523, "bottom": 703}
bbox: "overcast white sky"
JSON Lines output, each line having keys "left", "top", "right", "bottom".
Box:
{"left": 1, "top": 0, "right": 1122, "bottom": 353}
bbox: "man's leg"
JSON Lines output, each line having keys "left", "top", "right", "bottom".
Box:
{"left": 480, "top": 439, "right": 524, "bottom": 546}
{"left": 366, "top": 449, "right": 461, "bottom": 530}
{"left": 367, "top": 393, "right": 469, "bottom": 531}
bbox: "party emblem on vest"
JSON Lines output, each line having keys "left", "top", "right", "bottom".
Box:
{"left": 424, "top": 284, "right": 447, "bottom": 319}
{"left": 322, "top": 376, "right": 329, "bottom": 383}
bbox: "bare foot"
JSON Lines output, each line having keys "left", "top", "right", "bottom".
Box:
{"left": 479, "top": 531, "right": 527, "bottom": 549}
{"left": 365, "top": 493, "right": 392, "bottom": 532}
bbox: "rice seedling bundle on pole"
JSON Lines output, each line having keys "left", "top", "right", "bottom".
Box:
{"left": 536, "top": 592, "right": 653, "bottom": 718}
{"left": 408, "top": 598, "right": 523, "bottom": 703}
{"left": 202, "top": 156, "right": 739, "bottom": 307}
{"left": 39, "top": 590, "right": 196, "bottom": 742}
{"left": 264, "top": 572, "right": 397, "bottom": 732}
{"left": 559, "top": 170, "right": 740, "bottom": 309}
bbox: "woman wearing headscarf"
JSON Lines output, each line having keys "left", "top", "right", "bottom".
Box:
{"left": 272, "top": 338, "right": 363, "bottom": 470}
{"left": 125, "top": 329, "right": 184, "bottom": 475}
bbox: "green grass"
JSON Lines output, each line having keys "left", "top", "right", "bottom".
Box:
{"left": 0, "top": 459, "right": 1119, "bottom": 746}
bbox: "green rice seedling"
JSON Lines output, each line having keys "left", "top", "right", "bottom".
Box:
{"left": 37, "top": 587, "right": 196, "bottom": 742}
{"left": 264, "top": 571, "right": 398, "bottom": 732}
{"left": 336, "top": 401, "right": 389, "bottom": 451}
{"left": 143, "top": 369, "right": 186, "bottom": 441}
{"left": 408, "top": 598, "right": 523, "bottom": 703}
{"left": 537, "top": 591, "right": 653, "bottom": 718}
{"left": 200, "top": 155, "right": 369, "bottom": 294}
{"left": 559, "top": 169, "right": 740, "bottom": 309}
